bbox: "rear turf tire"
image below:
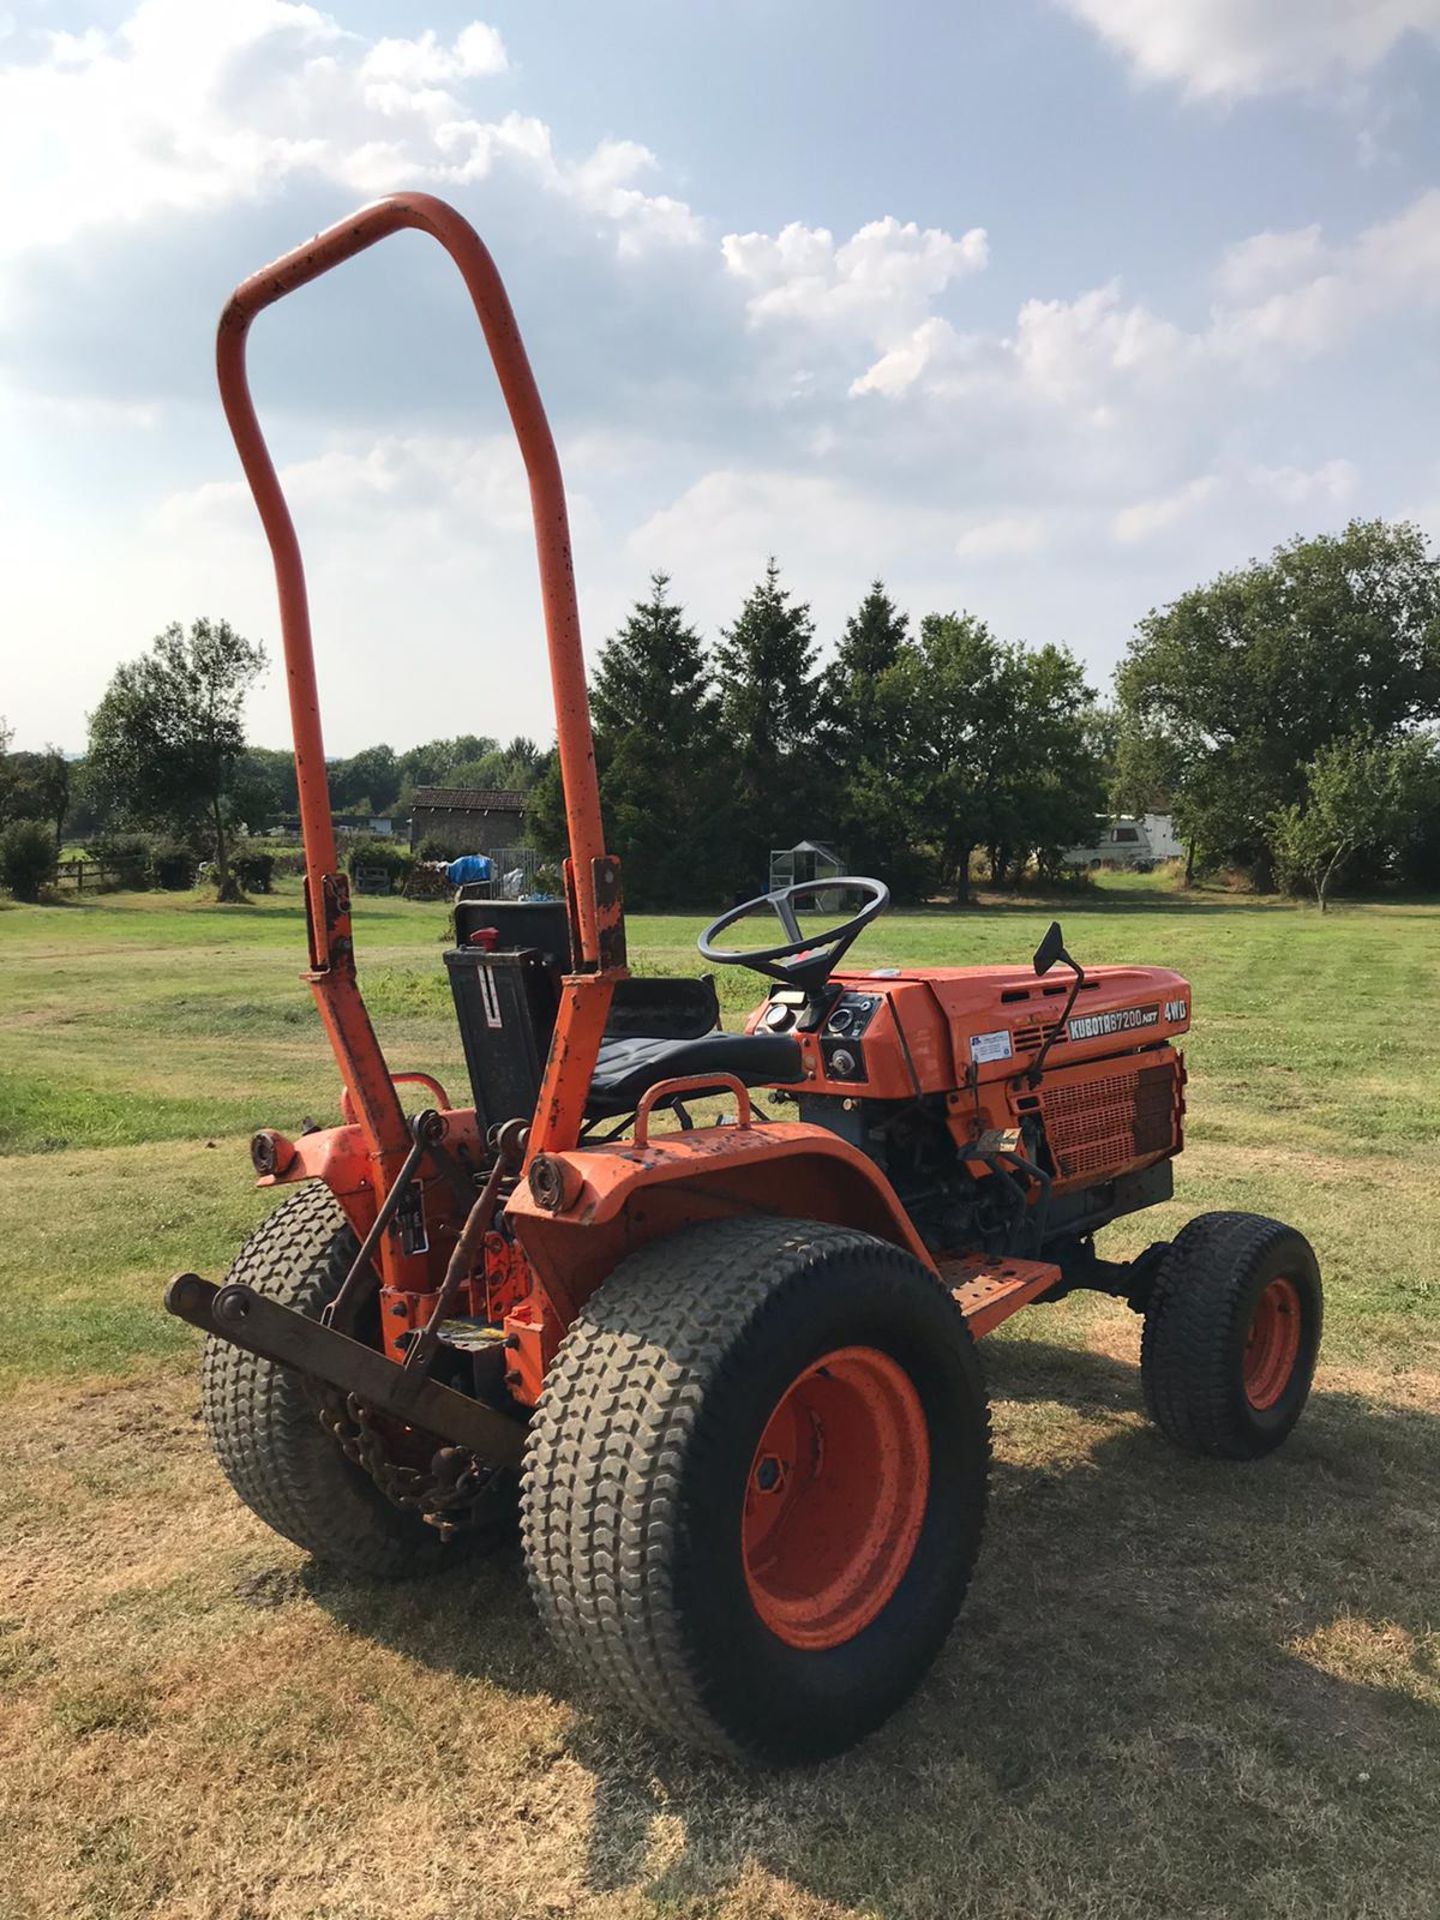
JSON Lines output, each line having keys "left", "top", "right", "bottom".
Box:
{"left": 200, "top": 1183, "right": 470, "bottom": 1578}
{"left": 520, "top": 1215, "right": 991, "bottom": 1763}
{"left": 1141, "top": 1211, "right": 1322, "bottom": 1460}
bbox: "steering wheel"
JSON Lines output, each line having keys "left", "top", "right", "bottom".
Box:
{"left": 698, "top": 877, "right": 890, "bottom": 989}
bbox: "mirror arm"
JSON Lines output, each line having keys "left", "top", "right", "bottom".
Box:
{"left": 1025, "top": 959, "right": 1084, "bottom": 1089}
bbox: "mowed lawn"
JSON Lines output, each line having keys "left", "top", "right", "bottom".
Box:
{"left": 1, "top": 880, "right": 1437, "bottom": 1920}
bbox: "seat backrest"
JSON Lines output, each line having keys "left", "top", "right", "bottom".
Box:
{"left": 445, "top": 900, "right": 721, "bottom": 1130}
{"left": 444, "top": 947, "right": 559, "bottom": 1134}
{"left": 453, "top": 897, "right": 573, "bottom": 969}
{"left": 604, "top": 974, "right": 719, "bottom": 1039}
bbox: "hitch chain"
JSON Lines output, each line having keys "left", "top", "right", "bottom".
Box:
{"left": 316, "top": 1387, "right": 504, "bottom": 1542}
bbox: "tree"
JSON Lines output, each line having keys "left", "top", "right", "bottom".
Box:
{"left": 394, "top": 734, "right": 500, "bottom": 810}
{"left": 0, "top": 820, "right": 56, "bottom": 901}
{"left": 714, "top": 559, "right": 827, "bottom": 889}
{"left": 581, "top": 574, "right": 731, "bottom": 907}
{"left": 86, "top": 618, "right": 267, "bottom": 900}
{"left": 1396, "top": 748, "right": 1440, "bottom": 890}
{"left": 831, "top": 581, "right": 909, "bottom": 764}
{"left": 5, "top": 748, "right": 70, "bottom": 842}
{"left": 231, "top": 746, "right": 298, "bottom": 829}
{"left": 330, "top": 743, "right": 400, "bottom": 814}
{"left": 988, "top": 642, "right": 1106, "bottom": 884}
{"left": 0, "top": 716, "right": 14, "bottom": 823}
{"left": 877, "top": 613, "right": 1013, "bottom": 903}
{"left": 1106, "top": 715, "right": 1199, "bottom": 880}
{"left": 449, "top": 735, "right": 545, "bottom": 794}
{"left": 1117, "top": 519, "right": 1440, "bottom": 884}
{"left": 1271, "top": 733, "right": 1435, "bottom": 911}
{"left": 825, "top": 582, "right": 930, "bottom": 893}
{"left": 873, "top": 616, "right": 1104, "bottom": 901}
{"left": 0, "top": 732, "right": 70, "bottom": 844}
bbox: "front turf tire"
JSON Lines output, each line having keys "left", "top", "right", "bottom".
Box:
{"left": 520, "top": 1216, "right": 991, "bottom": 1763}
{"left": 1141, "top": 1211, "right": 1323, "bottom": 1460}
{"left": 200, "top": 1183, "right": 466, "bottom": 1579}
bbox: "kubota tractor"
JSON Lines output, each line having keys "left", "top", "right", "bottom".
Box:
{"left": 170, "top": 194, "right": 1323, "bottom": 1764}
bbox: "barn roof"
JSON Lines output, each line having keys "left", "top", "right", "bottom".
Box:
{"left": 410, "top": 787, "right": 527, "bottom": 812}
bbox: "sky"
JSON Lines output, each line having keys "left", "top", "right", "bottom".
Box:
{"left": 4, "top": 0, "right": 1440, "bottom": 757}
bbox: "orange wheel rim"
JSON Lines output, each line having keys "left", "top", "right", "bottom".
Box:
{"left": 1243, "top": 1277, "right": 1303, "bottom": 1410}
{"left": 741, "top": 1345, "right": 929, "bottom": 1650}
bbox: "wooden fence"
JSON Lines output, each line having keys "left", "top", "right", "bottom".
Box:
{"left": 54, "top": 859, "right": 134, "bottom": 892}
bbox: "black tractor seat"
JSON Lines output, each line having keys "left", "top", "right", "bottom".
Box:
{"left": 586, "top": 1031, "right": 803, "bottom": 1119}
{"left": 445, "top": 905, "right": 802, "bottom": 1129}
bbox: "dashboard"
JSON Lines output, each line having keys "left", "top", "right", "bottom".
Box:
{"left": 757, "top": 989, "right": 882, "bottom": 1082}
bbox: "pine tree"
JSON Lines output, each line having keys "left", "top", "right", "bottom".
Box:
{"left": 586, "top": 575, "right": 730, "bottom": 908}
{"left": 829, "top": 581, "right": 925, "bottom": 894}
{"left": 592, "top": 573, "right": 715, "bottom": 746}
{"left": 836, "top": 579, "right": 908, "bottom": 691}
{"left": 714, "top": 559, "right": 827, "bottom": 889}
{"left": 831, "top": 579, "right": 908, "bottom": 768}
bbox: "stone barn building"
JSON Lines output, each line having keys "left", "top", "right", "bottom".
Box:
{"left": 407, "top": 787, "right": 528, "bottom": 853}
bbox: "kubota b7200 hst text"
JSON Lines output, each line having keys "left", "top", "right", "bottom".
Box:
{"left": 168, "top": 194, "right": 1323, "bottom": 1764}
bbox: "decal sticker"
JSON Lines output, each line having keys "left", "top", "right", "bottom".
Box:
{"left": 970, "top": 1028, "right": 1015, "bottom": 1064}
{"left": 1163, "top": 997, "right": 1189, "bottom": 1023}
{"left": 477, "top": 968, "right": 503, "bottom": 1030}
{"left": 1068, "top": 1004, "right": 1160, "bottom": 1042}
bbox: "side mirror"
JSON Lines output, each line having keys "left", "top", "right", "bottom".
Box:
{"left": 1033, "top": 920, "right": 1067, "bottom": 977}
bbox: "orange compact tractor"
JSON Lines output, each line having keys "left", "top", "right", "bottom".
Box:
{"left": 169, "top": 195, "right": 1323, "bottom": 1763}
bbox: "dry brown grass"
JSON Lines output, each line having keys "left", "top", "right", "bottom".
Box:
{"left": 4, "top": 892, "right": 1438, "bottom": 1916}
{"left": 3, "top": 1313, "right": 1438, "bottom": 1920}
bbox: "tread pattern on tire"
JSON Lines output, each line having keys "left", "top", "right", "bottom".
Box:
{"left": 200, "top": 1182, "right": 449, "bottom": 1577}
{"left": 520, "top": 1214, "right": 988, "bottom": 1757}
{"left": 1140, "top": 1209, "right": 1320, "bottom": 1459}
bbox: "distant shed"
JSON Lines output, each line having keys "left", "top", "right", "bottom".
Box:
{"left": 408, "top": 787, "right": 527, "bottom": 852}
{"left": 768, "top": 839, "right": 846, "bottom": 892}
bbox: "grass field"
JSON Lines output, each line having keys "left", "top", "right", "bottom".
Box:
{"left": 2, "top": 880, "right": 1438, "bottom": 1919}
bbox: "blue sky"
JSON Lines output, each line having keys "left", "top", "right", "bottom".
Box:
{"left": 4, "top": 0, "right": 1440, "bottom": 755}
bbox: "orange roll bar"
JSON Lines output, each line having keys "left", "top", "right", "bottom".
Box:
{"left": 214, "top": 192, "right": 606, "bottom": 972}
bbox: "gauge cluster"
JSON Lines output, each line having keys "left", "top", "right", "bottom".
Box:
{"left": 825, "top": 992, "right": 880, "bottom": 1038}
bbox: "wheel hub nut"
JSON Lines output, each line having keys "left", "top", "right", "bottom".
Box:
{"left": 754, "top": 1454, "right": 786, "bottom": 1493}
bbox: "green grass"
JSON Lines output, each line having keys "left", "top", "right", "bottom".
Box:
{"left": 3, "top": 878, "right": 1436, "bottom": 1381}
{"left": 1, "top": 877, "right": 1438, "bottom": 1919}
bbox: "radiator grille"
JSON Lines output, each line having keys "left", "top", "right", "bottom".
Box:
{"left": 1040, "top": 1064, "right": 1177, "bottom": 1179}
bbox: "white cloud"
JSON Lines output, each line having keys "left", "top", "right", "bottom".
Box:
{"left": 1215, "top": 225, "right": 1327, "bottom": 300}
{"left": 1111, "top": 459, "right": 1356, "bottom": 544}
{"left": 0, "top": 1, "right": 336, "bottom": 253}
{"left": 137, "top": 429, "right": 615, "bottom": 747}
{"left": 1210, "top": 189, "right": 1440, "bottom": 366}
{"left": 0, "top": 1, "right": 698, "bottom": 261}
{"left": 1012, "top": 281, "right": 1193, "bottom": 408}
{"left": 154, "top": 432, "right": 535, "bottom": 544}
{"left": 628, "top": 467, "right": 961, "bottom": 597}
{"left": 722, "top": 217, "right": 987, "bottom": 348}
{"left": 955, "top": 514, "right": 1047, "bottom": 560}
{"left": 1, "top": 4, "right": 1432, "bottom": 757}
{"left": 845, "top": 191, "right": 1440, "bottom": 428}
{"left": 850, "top": 277, "right": 1206, "bottom": 435}
{"left": 1058, "top": 0, "right": 1440, "bottom": 99}
{"left": 849, "top": 317, "right": 965, "bottom": 397}
{"left": 568, "top": 139, "right": 704, "bottom": 255}
{"left": 1248, "top": 458, "right": 1358, "bottom": 506}
{"left": 1112, "top": 473, "right": 1220, "bottom": 544}
{"left": 360, "top": 23, "right": 507, "bottom": 92}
